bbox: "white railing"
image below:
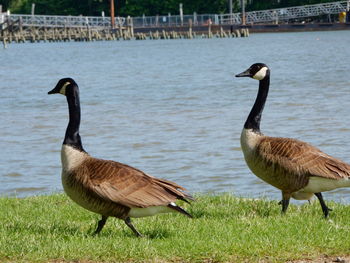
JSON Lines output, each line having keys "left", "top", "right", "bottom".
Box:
{"left": 221, "top": 1, "right": 348, "bottom": 24}
{"left": 131, "top": 14, "right": 219, "bottom": 27}
{"left": 1, "top": 1, "right": 348, "bottom": 28}
{"left": 0, "top": 12, "right": 6, "bottom": 24}
{"left": 5, "top": 14, "right": 125, "bottom": 28}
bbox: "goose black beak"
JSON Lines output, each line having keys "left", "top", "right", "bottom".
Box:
{"left": 235, "top": 69, "right": 251, "bottom": 78}
{"left": 48, "top": 87, "right": 60, "bottom": 94}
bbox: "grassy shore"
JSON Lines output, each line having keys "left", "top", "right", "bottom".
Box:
{"left": 0, "top": 193, "right": 349, "bottom": 262}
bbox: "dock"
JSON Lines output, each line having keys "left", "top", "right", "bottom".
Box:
{"left": 0, "top": 14, "right": 249, "bottom": 46}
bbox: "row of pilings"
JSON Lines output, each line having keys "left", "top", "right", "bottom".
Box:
{"left": 0, "top": 20, "right": 249, "bottom": 47}
{"left": 135, "top": 27, "right": 249, "bottom": 40}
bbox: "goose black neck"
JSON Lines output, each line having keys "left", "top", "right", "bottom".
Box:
{"left": 244, "top": 77, "right": 270, "bottom": 132}
{"left": 63, "top": 85, "right": 85, "bottom": 152}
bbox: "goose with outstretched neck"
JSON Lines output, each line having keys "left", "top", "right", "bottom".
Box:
{"left": 236, "top": 63, "right": 350, "bottom": 218}
{"left": 48, "top": 78, "right": 193, "bottom": 237}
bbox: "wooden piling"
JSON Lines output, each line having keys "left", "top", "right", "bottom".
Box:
{"left": 3, "top": 34, "right": 7, "bottom": 49}
{"left": 188, "top": 19, "right": 193, "bottom": 39}
{"left": 235, "top": 29, "right": 241, "bottom": 37}
{"left": 208, "top": 21, "right": 212, "bottom": 38}
{"left": 127, "top": 16, "right": 134, "bottom": 38}
{"left": 0, "top": 16, "right": 250, "bottom": 47}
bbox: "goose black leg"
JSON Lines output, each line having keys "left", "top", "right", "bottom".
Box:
{"left": 280, "top": 199, "right": 290, "bottom": 214}
{"left": 124, "top": 217, "right": 143, "bottom": 237}
{"left": 315, "top": 192, "right": 332, "bottom": 218}
{"left": 94, "top": 215, "right": 108, "bottom": 235}
{"left": 280, "top": 192, "right": 291, "bottom": 214}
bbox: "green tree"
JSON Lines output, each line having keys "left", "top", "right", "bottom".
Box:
{"left": 1, "top": 0, "right": 341, "bottom": 16}
{"left": 246, "top": 0, "right": 339, "bottom": 11}
{"left": 4, "top": 0, "right": 109, "bottom": 15}
{"left": 119, "top": 0, "right": 235, "bottom": 16}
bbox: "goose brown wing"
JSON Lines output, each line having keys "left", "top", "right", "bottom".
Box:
{"left": 81, "top": 158, "right": 192, "bottom": 208}
{"left": 257, "top": 137, "right": 350, "bottom": 180}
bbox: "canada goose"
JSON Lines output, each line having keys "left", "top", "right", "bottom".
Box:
{"left": 236, "top": 63, "right": 350, "bottom": 218}
{"left": 48, "top": 78, "right": 193, "bottom": 236}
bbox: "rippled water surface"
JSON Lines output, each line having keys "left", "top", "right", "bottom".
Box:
{"left": 1, "top": 31, "right": 350, "bottom": 203}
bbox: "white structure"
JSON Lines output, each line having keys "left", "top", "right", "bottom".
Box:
{"left": 2, "top": 1, "right": 349, "bottom": 28}
{"left": 220, "top": 1, "right": 348, "bottom": 24}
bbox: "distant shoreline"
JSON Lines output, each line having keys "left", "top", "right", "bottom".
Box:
{"left": 1, "top": 21, "right": 348, "bottom": 46}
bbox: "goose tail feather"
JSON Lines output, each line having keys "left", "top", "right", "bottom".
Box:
{"left": 167, "top": 203, "right": 193, "bottom": 218}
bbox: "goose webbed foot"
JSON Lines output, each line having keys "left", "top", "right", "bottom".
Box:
{"left": 94, "top": 215, "right": 108, "bottom": 235}
{"left": 314, "top": 192, "right": 332, "bottom": 218}
{"left": 124, "top": 217, "right": 143, "bottom": 237}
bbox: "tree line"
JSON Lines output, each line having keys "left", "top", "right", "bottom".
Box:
{"left": 0, "top": 0, "right": 338, "bottom": 17}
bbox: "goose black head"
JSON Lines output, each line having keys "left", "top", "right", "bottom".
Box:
{"left": 48, "top": 78, "right": 77, "bottom": 96}
{"left": 236, "top": 63, "right": 270, "bottom": 81}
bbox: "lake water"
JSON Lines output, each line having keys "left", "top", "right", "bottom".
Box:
{"left": 1, "top": 31, "right": 350, "bottom": 204}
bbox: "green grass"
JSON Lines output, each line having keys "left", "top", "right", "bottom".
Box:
{"left": 0, "top": 193, "right": 350, "bottom": 262}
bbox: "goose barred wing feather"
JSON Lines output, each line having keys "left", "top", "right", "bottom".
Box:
{"left": 257, "top": 137, "right": 350, "bottom": 180}
{"left": 82, "top": 158, "right": 192, "bottom": 208}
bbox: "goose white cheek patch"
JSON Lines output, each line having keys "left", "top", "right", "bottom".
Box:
{"left": 60, "top": 82, "right": 70, "bottom": 95}
{"left": 253, "top": 67, "right": 268, "bottom": 80}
